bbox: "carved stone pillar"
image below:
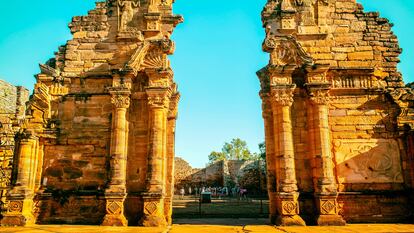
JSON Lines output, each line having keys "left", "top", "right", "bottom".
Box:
{"left": 102, "top": 87, "right": 130, "bottom": 226}
{"left": 140, "top": 88, "right": 170, "bottom": 227}
{"left": 307, "top": 84, "right": 345, "bottom": 226}
{"left": 164, "top": 94, "right": 179, "bottom": 225}
{"left": 261, "top": 94, "right": 278, "bottom": 223}
{"left": 1, "top": 133, "right": 39, "bottom": 226}
{"left": 270, "top": 85, "right": 306, "bottom": 226}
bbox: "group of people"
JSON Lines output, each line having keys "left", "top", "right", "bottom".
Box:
{"left": 178, "top": 186, "right": 248, "bottom": 199}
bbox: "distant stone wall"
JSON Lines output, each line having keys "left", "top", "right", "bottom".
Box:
{"left": 177, "top": 160, "right": 259, "bottom": 189}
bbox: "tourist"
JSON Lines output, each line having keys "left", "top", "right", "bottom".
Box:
{"left": 180, "top": 187, "right": 185, "bottom": 199}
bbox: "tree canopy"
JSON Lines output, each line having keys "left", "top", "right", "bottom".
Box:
{"left": 208, "top": 138, "right": 258, "bottom": 164}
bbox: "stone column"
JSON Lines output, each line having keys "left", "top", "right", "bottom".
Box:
{"left": 260, "top": 94, "right": 278, "bottom": 223}
{"left": 271, "top": 86, "right": 306, "bottom": 226}
{"left": 1, "top": 132, "right": 38, "bottom": 226}
{"left": 164, "top": 94, "right": 179, "bottom": 225}
{"left": 307, "top": 85, "right": 345, "bottom": 226}
{"left": 102, "top": 87, "right": 130, "bottom": 226}
{"left": 140, "top": 88, "right": 170, "bottom": 227}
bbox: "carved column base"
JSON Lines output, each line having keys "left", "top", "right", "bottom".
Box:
{"left": 101, "top": 194, "right": 128, "bottom": 226}
{"left": 139, "top": 193, "right": 167, "bottom": 227}
{"left": 275, "top": 192, "right": 306, "bottom": 226}
{"left": 315, "top": 195, "right": 346, "bottom": 226}
{"left": 1, "top": 193, "right": 35, "bottom": 226}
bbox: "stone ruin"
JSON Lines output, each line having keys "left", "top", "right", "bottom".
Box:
{"left": 0, "top": 0, "right": 414, "bottom": 228}
{"left": 1, "top": 0, "right": 182, "bottom": 227}
{"left": 259, "top": 0, "right": 414, "bottom": 226}
{"left": 0, "top": 81, "right": 29, "bottom": 212}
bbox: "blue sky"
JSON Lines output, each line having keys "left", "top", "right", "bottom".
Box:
{"left": 0, "top": 1, "right": 413, "bottom": 168}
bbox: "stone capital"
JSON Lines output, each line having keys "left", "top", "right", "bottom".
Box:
{"left": 110, "top": 93, "right": 131, "bottom": 109}
{"left": 270, "top": 85, "right": 296, "bottom": 107}
{"left": 307, "top": 84, "right": 331, "bottom": 105}
{"left": 168, "top": 93, "right": 180, "bottom": 119}
{"left": 146, "top": 88, "right": 171, "bottom": 109}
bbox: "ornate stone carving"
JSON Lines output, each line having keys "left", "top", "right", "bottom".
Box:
{"left": 127, "top": 42, "right": 151, "bottom": 74}
{"left": 270, "top": 86, "right": 295, "bottom": 106}
{"left": 144, "top": 201, "right": 158, "bottom": 215}
{"left": 111, "top": 94, "right": 131, "bottom": 109}
{"left": 118, "top": 0, "right": 140, "bottom": 32}
{"left": 281, "top": 200, "right": 298, "bottom": 215}
{"left": 320, "top": 199, "right": 337, "bottom": 215}
{"left": 333, "top": 139, "right": 404, "bottom": 184}
{"left": 264, "top": 35, "right": 314, "bottom": 67}
{"left": 147, "top": 91, "right": 170, "bottom": 109}
{"left": 107, "top": 201, "right": 122, "bottom": 215}
{"left": 308, "top": 88, "right": 330, "bottom": 105}
{"left": 8, "top": 201, "right": 23, "bottom": 213}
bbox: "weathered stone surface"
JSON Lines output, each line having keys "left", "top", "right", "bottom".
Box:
{"left": 1, "top": 0, "right": 182, "bottom": 227}
{"left": 259, "top": 0, "right": 414, "bottom": 226}
{"left": 0, "top": 80, "right": 29, "bottom": 215}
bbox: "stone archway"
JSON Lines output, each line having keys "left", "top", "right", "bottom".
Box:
{"left": 0, "top": 0, "right": 414, "bottom": 228}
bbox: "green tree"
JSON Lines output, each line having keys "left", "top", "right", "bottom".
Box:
{"left": 208, "top": 138, "right": 253, "bottom": 163}
{"left": 258, "top": 142, "right": 266, "bottom": 160}
{"left": 208, "top": 151, "right": 226, "bottom": 163}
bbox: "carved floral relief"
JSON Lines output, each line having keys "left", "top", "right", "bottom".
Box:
{"left": 334, "top": 139, "right": 403, "bottom": 183}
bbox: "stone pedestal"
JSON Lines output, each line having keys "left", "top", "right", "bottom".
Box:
{"left": 1, "top": 194, "right": 35, "bottom": 226}
{"left": 275, "top": 192, "right": 305, "bottom": 226}
{"left": 140, "top": 193, "right": 167, "bottom": 227}
{"left": 102, "top": 194, "right": 128, "bottom": 226}
{"left": 101, "top": 87, "right": 130, "bottom": 226}
{"left": 316, "top": 195, "right": 346, "bottom": 226}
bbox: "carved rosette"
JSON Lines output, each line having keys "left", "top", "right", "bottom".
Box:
{"left": 7, "top": 201, "right": 23, "bottom": 213}
{"left": 281, "top": 200, "right": 299, "bottom": 216}
{"left": 144, "top": 201, "right": 159, "bottom": 216}
{"left": 106, "top": 200, "right": 123, "bottom": 215}
{"left": 270, "top": 86, "right": 296, "bottom": 107}
{"left": 319, "top": 199, "right": 338, "bottom": 215}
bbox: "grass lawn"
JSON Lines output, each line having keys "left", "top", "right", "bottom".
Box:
{"left": 172, "top": 196, "right": 269, "bottom": 218}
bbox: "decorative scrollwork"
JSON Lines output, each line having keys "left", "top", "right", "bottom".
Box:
{"left": 271, "top": 87, "right": 295, "bottom": 106}
{"left": 308, "top": 88, "right": 330, "bottom": 105}
{"left": 111, "top": 94, "right": 131, "bottom": 109}
{"left": 265, "top": 35, "right": 314, "bottom": 67}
